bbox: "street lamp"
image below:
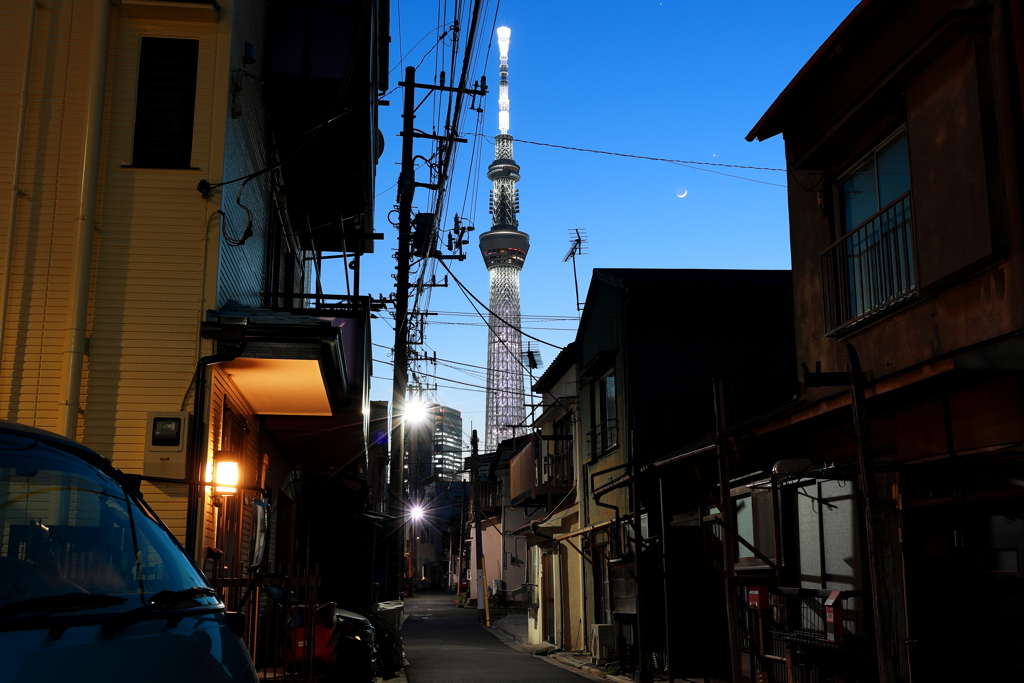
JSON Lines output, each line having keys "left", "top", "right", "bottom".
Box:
{"left": 404, "top": 399, "right": 428, "bottom": 424}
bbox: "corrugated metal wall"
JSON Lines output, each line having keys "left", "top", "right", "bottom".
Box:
{"left": 216, "top": 0, "right": 271, "bottom": 309}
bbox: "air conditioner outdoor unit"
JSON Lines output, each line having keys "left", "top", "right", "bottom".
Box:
{"left": 590, "top": 623, "right": 615, "bottom": 663}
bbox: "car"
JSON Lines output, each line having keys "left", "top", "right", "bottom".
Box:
{"left": 0, "top": 419, "right": 258, "bottom": 683}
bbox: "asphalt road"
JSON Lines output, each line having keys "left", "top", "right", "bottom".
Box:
{"left": 401, "top": 593, "right": 594, "bottom": 683}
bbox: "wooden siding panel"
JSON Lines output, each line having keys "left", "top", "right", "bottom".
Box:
{"left": 907, "top": 33, "right": 993, "bottom": 287}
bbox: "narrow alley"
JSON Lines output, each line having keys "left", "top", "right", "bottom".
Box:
{"left": 401, "top": 593, "right": 605, "bottom": 683}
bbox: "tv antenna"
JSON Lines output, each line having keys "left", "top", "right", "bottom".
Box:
{"left": 521, "top": 342, "right": 545, "bottom": 423}
{"left": 562, "top": 228, "right": 589, "bottom": 311}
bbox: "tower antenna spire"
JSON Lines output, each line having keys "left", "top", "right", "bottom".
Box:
{"left": 480, "top": 26, "right": 529, "bottom": 451}
{"left": 497, "top": 26, "right": 511, "bottom": 134}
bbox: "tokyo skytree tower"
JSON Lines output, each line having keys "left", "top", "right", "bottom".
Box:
{"left": 481, "top": 26, "right": 529, "bottom": 451}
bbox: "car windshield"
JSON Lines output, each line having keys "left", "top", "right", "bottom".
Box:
{"left": 0, "top": 431, "right": 215, "bottom": 620}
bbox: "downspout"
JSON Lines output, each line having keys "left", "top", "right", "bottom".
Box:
{"left": 57, "top": 0, "right": 111, "bottom": 437}
{"left": 1, "top": 0, "right": 37, "bottom": 392}
{"left": 184, "top": 334, "right": 247, "bottom": 559}
{"left": 621, "top": 294, "right": 650, "bottom": 683}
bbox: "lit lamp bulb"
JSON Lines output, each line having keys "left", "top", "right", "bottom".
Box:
{"left": 410, "top": 505, "right": 425, "bottom": 521}
{"left": 213, "top": 453, "right": 239, "bottom": 495}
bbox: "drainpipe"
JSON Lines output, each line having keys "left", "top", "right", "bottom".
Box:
{"left": 57, "top": 0, "right": 111, "bottom": 437}
{"left": 1, "top": 1, "right": 38, "bottom": 402}
{"left": 184, "top": 322, "right": 247, "bottom": 559}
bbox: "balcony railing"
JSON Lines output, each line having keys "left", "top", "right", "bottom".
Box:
{"left": 587, "top": 419, "right": 618, "bottom": 459}
{"left": 510, "top": 435, "right": 574, "bottom": 504}
{"left": 541, "top": 446, "right": 574, "bottom": 487}
{"left": 477, "top": 481, "right": 502, "bottom": 510}
{"left": 821, "top": 192, "right": 917, "bottom": 335}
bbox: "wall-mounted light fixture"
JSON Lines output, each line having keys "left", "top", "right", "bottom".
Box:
{"left": 211, "top": 450, "right": 240, "bottom": 506}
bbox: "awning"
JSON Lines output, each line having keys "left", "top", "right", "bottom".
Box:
{"left": 221, "top": 357, "right": 331, "bottom": 415}
{"left": 203, "top": 301, "right": 349, "bottom": 416}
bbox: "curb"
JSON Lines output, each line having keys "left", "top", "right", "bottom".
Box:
{"left": 492, "top": 623, "right": 523, "bottom": 643}
{"left": 549, "top": 652, "right": 634, "bottom": 683}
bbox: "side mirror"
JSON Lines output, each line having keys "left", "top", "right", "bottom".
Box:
{"left": 264, "top": 584, "right": 300, "bottom": 605}
{"left": 249, "top": 498, "right": 271, "bottom": 570}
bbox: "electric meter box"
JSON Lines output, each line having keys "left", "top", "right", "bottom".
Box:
{"left": 143, "top": 411, "right": 190, "bottom": 479}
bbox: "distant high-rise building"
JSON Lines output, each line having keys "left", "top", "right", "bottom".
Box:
{"left": 481, "top": 26, "right": 528, "bottom": 451}
{"left": 408, "top": 403, "right": 464, "bottom": 483}
{"left": 431, "top": 405, "right": 464, "bottom": 480}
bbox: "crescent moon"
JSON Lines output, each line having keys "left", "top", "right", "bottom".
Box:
{"left": 676, "top": 189, "right": 688, "bottom": 198}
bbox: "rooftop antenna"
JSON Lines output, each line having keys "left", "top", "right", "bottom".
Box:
{"left": 521, "top": 342, "right": 544, "bottom": 424}
{"left": 562, "top": 228, "right": 589, "bottom": 311}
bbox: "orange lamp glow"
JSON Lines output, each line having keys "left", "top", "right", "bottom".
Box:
{"left": 213, "top": 453, "right": 239, "bottom": 494}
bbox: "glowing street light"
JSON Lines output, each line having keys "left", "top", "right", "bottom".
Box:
{"left": 404, "top": 399, "right": 428, "bottom": 424}
{"left": 409, "top": 505, "right": 425, "bottom": 521}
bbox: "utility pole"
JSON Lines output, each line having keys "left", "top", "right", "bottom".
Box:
{"left": 470, "top": 430, "right": 491, "bottom": 625}
{"left": 386, "top": 64, "right": 487, "bottom": 601}
{"left": 387, "top": 66, "right": 417, "bottom": 601}
{"left": 714, "top": 378, "right": 743, "bottom": 683}
{"left": 848, "top": 345, "right": 903, "bottom": 683}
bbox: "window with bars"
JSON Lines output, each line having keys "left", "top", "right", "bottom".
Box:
{"left": 822, "top": 128, "right": 917, "bottom": 333}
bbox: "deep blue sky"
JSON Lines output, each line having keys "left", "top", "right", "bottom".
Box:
{"left": 322, "top": 1, "right": 859, "bottom": 442}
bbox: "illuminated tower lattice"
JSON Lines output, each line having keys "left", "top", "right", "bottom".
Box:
{"left": 481, "top": 26, "right": 529, "bottom": 451}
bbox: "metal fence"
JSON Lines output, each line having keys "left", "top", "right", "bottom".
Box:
{"left": 821, "top": 192, "right": 916, "bottom": 334}
{"left": 587, "top": 419, "right": 618, "bottom": 459}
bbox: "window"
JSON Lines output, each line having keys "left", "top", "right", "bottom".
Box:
{"left": 823, "top": 128, "right": 917, "bottom": 333}
{"left": 839, "top": 131, "right": 910, "bottom": 233}
{"left": 549, "top": 414, "right": 574, "bottom": 485}
{"left": 131, "top": 37, "right": 199, "bottom": 168}
{"left": 0, "top": 431, "right": 214, "bottom": 617}
{"left": 588, "top": 370, "right": 617, "bottom": 457}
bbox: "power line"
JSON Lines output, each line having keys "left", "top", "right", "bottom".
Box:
{"left": 435, "top": 258, "right": 565, "bottom": 350}
{"left": 511, "top": 137, "right": 785, "bottom": 171}
{"left": 471, "top": 134, "right": 788, "bottom": 188}
{"left": 374, "top": 358, "right": 536, "bottom": 398}
{"left": 430, "top": 321, "right": 576, "bottom": 331}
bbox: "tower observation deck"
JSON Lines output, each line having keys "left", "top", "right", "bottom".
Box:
{"left": 481, "top": 26, "right": 528, "bottom": 451}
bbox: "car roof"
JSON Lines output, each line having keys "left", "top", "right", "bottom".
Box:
{"left": 0, "top": 419, "right": 112, "bottom": 466}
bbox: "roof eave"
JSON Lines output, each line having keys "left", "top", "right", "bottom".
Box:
{"left": 746, "top": 0, "right": 875, "bottom": 143}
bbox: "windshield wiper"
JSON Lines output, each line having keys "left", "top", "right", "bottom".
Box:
{"left": 0, "top": 592, "right": 127, "bottom": 619}
{"left": 147, "top": 586, "right": 218, "bottom": 609}
{"left": 100, "top": 586, "right": 220, "bottom": 637}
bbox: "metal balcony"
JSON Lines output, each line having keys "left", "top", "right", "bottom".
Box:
{"left": 821, "top": 192, "right": 917, "bottom": 335}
